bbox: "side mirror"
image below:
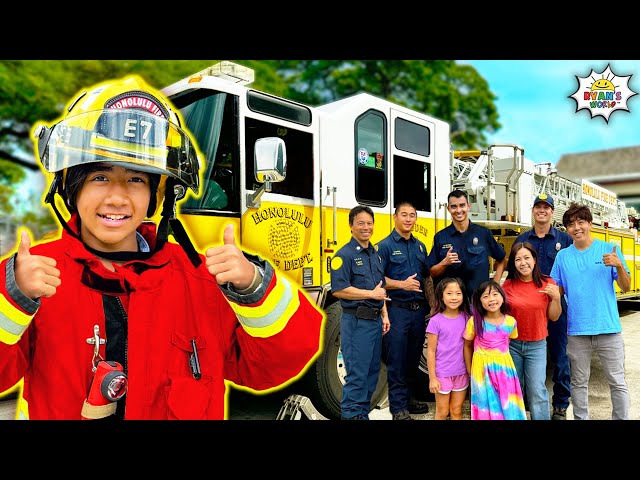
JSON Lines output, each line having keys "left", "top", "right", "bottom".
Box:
{"left": 254, "top": 137, "right": 287, "bottom": 183}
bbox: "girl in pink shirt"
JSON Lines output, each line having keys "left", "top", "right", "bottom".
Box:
{"left": 426, "top": 277, "right": 470, "bottom": 420}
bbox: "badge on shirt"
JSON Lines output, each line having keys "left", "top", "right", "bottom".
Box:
{"left": 556, "top": 242, "right": 561, "bottom": 251}
{"left": 473, "top": 237, "right": 478, "bottom": 245}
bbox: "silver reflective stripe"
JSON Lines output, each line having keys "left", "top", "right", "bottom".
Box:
{"left": 236, "top": 277, "right": 293, "bottom": 328}
{"left": 0, "top": 310, "right": 28, "bottom": 336}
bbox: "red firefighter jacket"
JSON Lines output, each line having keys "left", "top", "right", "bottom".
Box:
{"left": 0, "top": 217, "right": 323, "bottom": 419}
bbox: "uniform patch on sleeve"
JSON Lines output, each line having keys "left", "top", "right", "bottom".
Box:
{"left": 331, "top": 256, "right": 343, "bottom": 270}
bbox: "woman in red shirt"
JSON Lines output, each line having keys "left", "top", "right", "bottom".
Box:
{"left": 502, "top": 241, "right": 561, "bottom": 420}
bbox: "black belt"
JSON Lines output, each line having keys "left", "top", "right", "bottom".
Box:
{"left": 343, "top": 306, "right": 381, "bottom": 320}
{"left": 391, "top": 300, "right": 425, "bottom": 311}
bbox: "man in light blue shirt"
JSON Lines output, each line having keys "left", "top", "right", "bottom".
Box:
{"left": 550, "top": 203, "right": 630, "bottom": 420}
{"left": 515, "top": 193, "right": 572, "bottom": 420}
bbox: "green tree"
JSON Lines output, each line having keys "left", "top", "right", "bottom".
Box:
{"left": 19, "top": 209, "right": 58, "bottom": 239}
{"left": 265, "top": 60, "right": 501, "bottom": 150}
{"left": 0, "top": 159, "right": 26, "bottom": 215}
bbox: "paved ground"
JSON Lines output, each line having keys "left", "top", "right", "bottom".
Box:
{"left": 0, "top": 397, "right": 16, "bottom": 420}
{"left": 2, "top": 303, "right": 640, "bottom": 420}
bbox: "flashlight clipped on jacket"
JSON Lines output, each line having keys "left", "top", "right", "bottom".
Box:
{"left": 81, "top": 360, "right": 128, "bottom": 420}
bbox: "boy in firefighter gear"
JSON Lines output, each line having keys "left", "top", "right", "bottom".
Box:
{"left": 0, "top": 75, "right": 323, "bottom": 420}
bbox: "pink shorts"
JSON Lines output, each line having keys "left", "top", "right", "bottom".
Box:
{"left": 438, "top": 373, "right": 470, "bottom": 394}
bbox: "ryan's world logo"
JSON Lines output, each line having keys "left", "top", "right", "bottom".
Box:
{"left": 569, "top": 64, "right": 637, "bottom": 123}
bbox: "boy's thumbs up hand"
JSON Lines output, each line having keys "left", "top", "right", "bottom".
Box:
{"left": 205, "top": 224, "right": 258, "bottom": 289}
{"left": 15, "top": 230, "right": 61, "bottom": 299}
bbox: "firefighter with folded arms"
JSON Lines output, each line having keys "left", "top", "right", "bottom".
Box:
{"left": 0, "top": 75, "right": 323, "bottom": 420}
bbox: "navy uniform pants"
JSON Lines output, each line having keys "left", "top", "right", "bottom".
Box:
{"left": 340, "top": 311, "right": 383, "bottom": 419}
{"left": 547, "top": 309, "right": 571, "bottom": 409}
{"left": 383, "top": 304, "right": 426, "bottom": 414}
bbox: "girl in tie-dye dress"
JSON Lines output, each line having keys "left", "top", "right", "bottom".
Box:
{"left": 463, "top": 280, "right": 527, "bottom": 420}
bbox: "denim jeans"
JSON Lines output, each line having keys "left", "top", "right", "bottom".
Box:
{"left": 566, "top": 333, "right": 629, "bottom": 420}
{"left": 509, "top": 339, "right": 550, "bottom": 420}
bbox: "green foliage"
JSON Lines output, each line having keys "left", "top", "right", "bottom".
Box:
{"left": 19, "top": 208, "right": 58, "bottom": 239}
{"left": 0, "top": 160, "right": 26, "bottom": 215}
{"left": 0, "top": 159, "right": 25, "bottom": 184}
{"left": 0, "top": 184, "right": 13, "bottom": 215}
{"left": 264, "top": 60, "right": 501, "bottom": 150}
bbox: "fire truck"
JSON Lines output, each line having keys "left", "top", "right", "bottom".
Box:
{"left": 161, "top": 61, "right": 640, "bottom": 419}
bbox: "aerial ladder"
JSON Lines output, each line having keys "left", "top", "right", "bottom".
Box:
{"left": 451, "top": 144, "right": 530, "bottom": 231}
{"left": 451, "top": 144, "right": 632, "bottom": 232}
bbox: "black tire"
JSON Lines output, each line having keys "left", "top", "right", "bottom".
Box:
{"left": 302, "top": 302, "right": 388, "bottom": 419}
{"left": 415, "top": 337, "right": 435, "bottom": 402}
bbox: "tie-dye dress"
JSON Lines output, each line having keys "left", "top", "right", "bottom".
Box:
{"left": 464, "top": 315, "right": 527, "bottom": 420}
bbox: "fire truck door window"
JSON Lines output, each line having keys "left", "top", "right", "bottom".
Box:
{"left": 394, "top": 117, "right": 430, "bottom": 157}
{"left": 245, "top": 117, "right": 313, "bottom": 200}
{"left": 393, "top": 156, "right": 431, "bottom": 212}
{"left": 355, "top": 110, "right": 387, "bottom": 207}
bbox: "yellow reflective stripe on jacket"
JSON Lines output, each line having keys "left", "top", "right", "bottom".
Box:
{"left": 230, "top": 275, "right": 299, "bottom": 338}
{"left": 0, "top": 294, "right": 33, "bottom": 345}
{"left": 17, "top": 395, "right": 29, "bottom": 420}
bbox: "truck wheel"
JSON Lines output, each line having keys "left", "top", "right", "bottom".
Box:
{"left": 415, "top": 338, "right": 435, "bottom": 402}
{"left": 303, "top": 302, "right": 388, "bottom": 419}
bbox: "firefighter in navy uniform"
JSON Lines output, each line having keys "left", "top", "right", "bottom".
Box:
{"left": 428, "top": 189, "right": 507, "bottom": 297}
{"left": 376, "top": 201, "right": 430, "bottom": 420}
{"left": 0, "top": 75, "right": 323, "bottom": 420}
{"left": 331, "top": 205, "right": 390, "bottom": 420}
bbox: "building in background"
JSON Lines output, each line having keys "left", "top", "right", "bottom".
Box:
{"left": 557, "top": 146, "right": 640, "bottom": 214}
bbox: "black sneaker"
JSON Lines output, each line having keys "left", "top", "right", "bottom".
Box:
{"left": 408, "top": 399, "right": 429, "bottom": 414}
{"left": 392, "top": 410, "right": 413, "bottom": 420}
{"left": 552, "top": 407, "right": 567, "bottom": 420}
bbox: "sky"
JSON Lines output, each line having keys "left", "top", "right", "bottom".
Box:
{"left": 463, "top": 60, "right": 640, "bottom": 165}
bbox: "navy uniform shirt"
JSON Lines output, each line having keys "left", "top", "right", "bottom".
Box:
{"left": 331, "top": 237, "right": 386, "bottom": 310}
{"left": 515, "top": 226, "right": 573, "bottom": 276}
{"left": 427, "top": 221, "right": 505, "bottom": 296}
{"left": 376, "top": 229, "right": 429, "bottom": 303}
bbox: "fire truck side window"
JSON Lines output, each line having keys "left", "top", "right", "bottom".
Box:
{"left": 355, "top": 111, "right": 387, "bottom": 207}
{"left": 173, "top": 90, "right": 240, "bottom": 213}
{"left": 393, "top": 156, "right": 432, "bottom": 212}
{"left": 245, "top": 117, "right": 314, "bottom": 200}
{"left": 394, "top": 117, "right": 430, "bottom": 156}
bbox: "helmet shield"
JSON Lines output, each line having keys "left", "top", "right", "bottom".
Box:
{"left": 42, "top": 109, "right": 200, "bottom": 195}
